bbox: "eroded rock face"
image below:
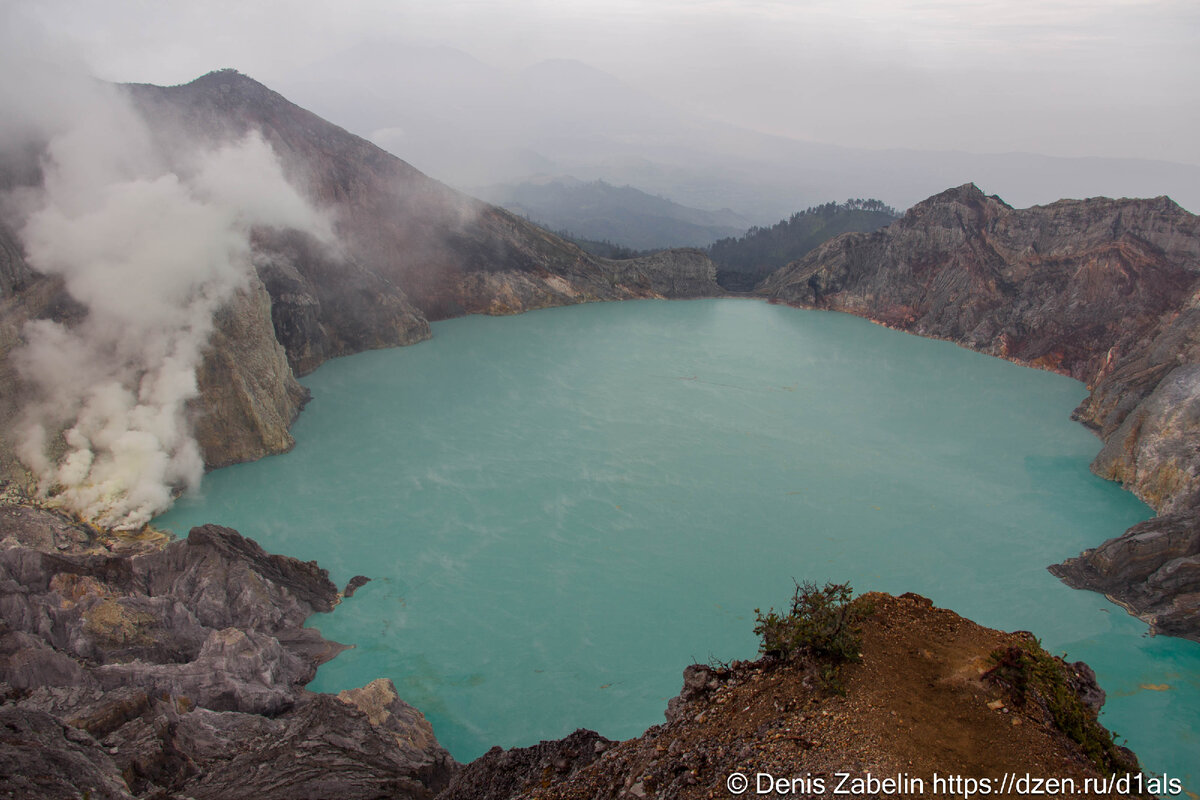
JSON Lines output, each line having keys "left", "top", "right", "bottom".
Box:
{"left": 0, "top": 223, "right": 87, "bottom": 488}
{"left": 0, "top": 510, "right": 458, "bottom": 799}
{"left": 251, "top": 227, "right": 431, "bottom": 376}
{"left": 1051, "top": 511, "right": 1200, "bottom": 641}
{"left": 760, "top": 184, "right": 1200, "bottom": 640}
{"left": 760, "top": 185, "right": 1200, "bottom": 384}
{"left": 337, "top": 678, "right": 459, "bottom": 792}
{"left": 0, "top": 703, "right": 135, "bottom": 800}
{"left": 602, "top": 248, "right": 720, "bottom": 300}
{"left": 1091, "top": 365, "right": 1200, "bottom": 514}
{"left": 191, "top": 277, "right": 311, "bottom": 469}
{"left": 0, "top": 220, "right": 32, "bottom": 300}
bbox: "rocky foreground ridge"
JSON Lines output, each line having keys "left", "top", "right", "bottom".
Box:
{"left": 0, "top": 508, "right": 1150, "bottom": 799}
{"left": 0, "top": 505, "right": 456, "bottom": 799}
{"left": 759, "top": 184, "right": 1200, "bottom": 641}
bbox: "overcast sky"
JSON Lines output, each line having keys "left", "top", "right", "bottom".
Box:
{"left": 9, "top": 0, "right": 1200, "bottom": 166}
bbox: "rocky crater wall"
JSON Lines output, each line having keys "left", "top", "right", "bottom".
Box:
{"left": 760, "top": 184, "right": 1200, "bottom": 640}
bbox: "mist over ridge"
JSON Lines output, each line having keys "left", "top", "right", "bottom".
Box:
{"left": 272, "top": 41, "right": 1200, "bottom": 223}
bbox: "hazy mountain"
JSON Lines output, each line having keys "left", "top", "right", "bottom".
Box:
{"left": 473, "top": 176, "right": 751, "bottom": 251}
{"left": 274, "top": 42, "right": 1200, "bottom": 221}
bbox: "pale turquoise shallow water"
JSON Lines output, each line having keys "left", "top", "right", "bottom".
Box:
{"left": 157, "top": 299, "right": 1198, "bottom": 789}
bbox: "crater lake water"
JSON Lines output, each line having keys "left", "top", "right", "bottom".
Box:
{"left": 156, "top": 299, "right": 1199, "bottom": 789}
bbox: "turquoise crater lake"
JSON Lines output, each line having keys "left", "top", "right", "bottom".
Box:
{"left": 157, "top": 299, "right": 1199, "bottom": 788}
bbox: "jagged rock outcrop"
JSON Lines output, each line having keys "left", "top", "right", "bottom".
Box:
{"left": 437, "top": 729, "right": 616, "bottom": 800}
{"left": 251, "top": 228, "right": 430, "bottom": 376}
{"left": 0, "top": 701, "right": 134, "bottom": 800}
{"left": 760, "top": 184, "right": 1200, "bottom": 640}
{"left": 1051, "top": 511, "right": 1200, "bottom": 640}
{"left": 0, "top": 509, "right": 457, "bottom": 799}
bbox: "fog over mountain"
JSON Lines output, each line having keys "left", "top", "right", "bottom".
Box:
{"left": 13, "top": 0, "right": 1198, "bottom": 222}
{"left": 271, "top": 42, "right": 1200, "bottom": 224}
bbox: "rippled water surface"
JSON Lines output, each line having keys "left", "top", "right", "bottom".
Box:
{"left": 157, "top": 299, "right": 1198, "bottom": 788}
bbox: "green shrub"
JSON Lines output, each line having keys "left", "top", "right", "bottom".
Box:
{"left": 984, "top": 642, "right": 1137, "bottom": 776}
{"left": 753, "top": 581, "right": 873, "bottom": 683}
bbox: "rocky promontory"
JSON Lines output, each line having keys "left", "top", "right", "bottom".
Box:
{"left": 441, "top": 594, "right": 1148, "bottom": 800}
{"left": 759, "top": 184, "right": 1200, "bottom": 640}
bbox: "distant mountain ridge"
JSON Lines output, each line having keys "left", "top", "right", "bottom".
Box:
{"left": 473, "top": 176, "right": 751, "bottom": 251}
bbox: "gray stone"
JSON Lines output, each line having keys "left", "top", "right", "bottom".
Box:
{"left": 0, "top": 513, "right": 458, "bottom": 799}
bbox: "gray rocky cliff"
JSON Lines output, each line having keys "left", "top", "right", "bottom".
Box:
{"left": 191, "top": 276, "right": 311, "bottom": 469}
{"left": 0, "top": 225, "right": 87, "bottom": 488}
{"left": 0, "top": 220, "right": 32, "bottom": 301}
{"left": 0, "top": 507, "right": 457, "bottom": 799}
{"left": 760, "top": 183, "right": 1200, "bottom": 640}
{"left": 760, "top": 185, "right": 1199, "bottom": 383}
{"left": 250, "top": 227, "right": 431, "bottom": 377}
{"left": 601, "top": 248, "right": 720, "bottom": 300}
{"left": 1051, "top": 511, "right": 1200, "bottom": 640}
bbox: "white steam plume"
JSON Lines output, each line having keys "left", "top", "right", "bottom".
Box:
{"left": 6, "top": 67, "right": 329, "bottom": 529}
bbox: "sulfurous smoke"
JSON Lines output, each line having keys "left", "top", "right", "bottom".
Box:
{"left": 2, "top": 28, "right": 330, "bottom": 529}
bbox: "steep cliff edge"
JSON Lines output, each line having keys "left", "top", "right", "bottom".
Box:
{"left": 0, "top": 227, "right": 308, "bottom": 481}
{"left": 760, "top": 184, "right": 1200, "bottom": 639}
